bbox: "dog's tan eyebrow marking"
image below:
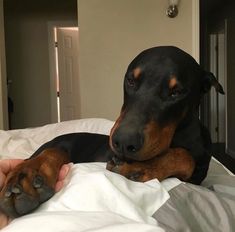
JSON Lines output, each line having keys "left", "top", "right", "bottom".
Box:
{"left": 133, "top": 67, "right": 142, "bottom": 79}
{"left": 169, "top": 76, "right": 178, "bottom": 89}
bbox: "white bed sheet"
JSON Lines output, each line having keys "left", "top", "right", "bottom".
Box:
{"left": 0, "top": 118, "right": 233, "bottom": 232}
{"left": 2, "top": 163, "right": 171, "bottom": 232}
{"left": 0, "top": 118, "right": 114, "bottom": 159}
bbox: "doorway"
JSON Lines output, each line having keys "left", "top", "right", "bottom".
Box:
{"left": 49, "top": 25, "right": 80, "bottom": 123}
{"left": 209, "top": 29, "right": 226, "bottom": 146}
{"left": 200, "top": 0, "right": 235, "bottom": 172}
{"left": 3, "top": 0, "right": 78, "bottom": 129}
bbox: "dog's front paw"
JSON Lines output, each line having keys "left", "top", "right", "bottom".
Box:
{"left": 127, "top": 171, "right": 146, "bottom": 181}
{"left": 0, "top": 162, "right": 54, "bottom": 218}
{"left": 106, "top": 156, "right": 124, "bottom": 172}
{"left": 0, "top": 148, "right": 69, "bottom": 218}
{"left": 106, "top": 159, "right": 150, "bottom": 182}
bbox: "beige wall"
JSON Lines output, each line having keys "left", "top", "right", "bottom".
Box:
{"left": 78, "top": 0, "right": 199, "bottom": 120}
{"left": 0, "top": 0, "right": 8, "bottom": 130}
{"left": 2, "top": 0, "right": 199, "bottom": 128}
{"left": 4, "top": 0, "right": 77, "bottom": 129}
{"left": 5, "top": 17, "right": 52, "bottom": 129}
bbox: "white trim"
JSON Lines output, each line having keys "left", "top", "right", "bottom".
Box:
{"left": 192, "top": 0, "right": 200, "bottom": 63}
{"left": 224, "top": 19, "right": 228, "bottom": 154}
{"left": 217, "top": 33, "right": 225, "bottom": 143}
{"left": 47, "top": 21, "right": 77, "bottom": 123}
{"left": 209, "top": 34, "right": 217, "bottom": 143}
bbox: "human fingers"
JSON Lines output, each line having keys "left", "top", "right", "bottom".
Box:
{"left": 0, "top": 212, "right": 12, "bottom": 229}
{"left": 55, "top": 163, "right": 72, "bottom": 192}
{"left": 0, "top": 159, "right": 24, "bottom": 188}
{"left": 0, "top": 159, "right": 24, "bottom": 175}
{"left": 57, "top": 163, "right": 72, "bottom": 181}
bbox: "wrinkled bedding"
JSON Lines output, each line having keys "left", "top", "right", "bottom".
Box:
{"left": 154, "top": 178, "right": 235, "bottom": 231}
{"left": 0, "top": 118, "right": 234, "bottom": 232}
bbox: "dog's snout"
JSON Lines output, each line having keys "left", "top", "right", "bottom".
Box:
{"left": 111, "top": 128, "right": 143, "bottom": 158}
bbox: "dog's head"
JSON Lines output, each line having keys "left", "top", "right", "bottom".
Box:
{"left": 110, "top": 46, "right": 224, "bottom": 161}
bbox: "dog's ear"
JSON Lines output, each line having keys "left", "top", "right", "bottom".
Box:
{"left": 202, "top": 71, "right": 225, "bottom": 94}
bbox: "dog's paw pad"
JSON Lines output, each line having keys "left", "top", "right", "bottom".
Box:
{"left": 0, "top": 161, "right": 57, "bottom": 217}
{"left": 33, "top": 175, "right": 44, "bottom": 188}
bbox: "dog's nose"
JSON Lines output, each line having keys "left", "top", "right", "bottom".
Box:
{"left": 111, "top": 129, "right": 143, "bottom": 158}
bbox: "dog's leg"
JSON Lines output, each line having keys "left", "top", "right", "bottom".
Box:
{"left": 0, "top": 148, "right": 69, "bottom": 218}
{"left": 106, "top": 148, "right": 195, "bottom": 182}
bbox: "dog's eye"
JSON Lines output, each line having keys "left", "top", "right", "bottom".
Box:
{"left": 126, "top": 78, "right": 135, "bottom": 87}
{"left": 170, "top": 88, "right": 183, "bottom": 98}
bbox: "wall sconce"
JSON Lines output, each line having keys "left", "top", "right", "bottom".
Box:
{"left": 166, "top": 0, "right": 179, "bottom": 18}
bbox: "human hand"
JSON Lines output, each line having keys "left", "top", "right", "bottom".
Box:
{"left": 0, "top": 159, "right": 71, "bottom": 229}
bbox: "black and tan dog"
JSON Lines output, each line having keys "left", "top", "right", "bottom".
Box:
{"left": 0, "top": 46, "right": 224, "bottom": 218}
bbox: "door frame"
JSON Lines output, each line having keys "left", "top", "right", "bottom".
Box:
{"left": 47, "top": 21, "right": 78, "bottom": 123}
{"left": 0, "top": 0, "right": 8, "bottom": 130}
{"left": 224, "top": 19, "right": 235, "bottom": 157}
{"left": 192, "top": 0, "right": 200, "bottom": 62}
{"left": 209, "top": 32, "right": 226, "bottom": 144}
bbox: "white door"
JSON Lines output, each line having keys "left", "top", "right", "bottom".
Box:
{"left": 57, "top": 27, "right": 80, "bottom": 121}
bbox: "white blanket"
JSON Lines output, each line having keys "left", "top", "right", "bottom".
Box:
{"left": 2, "top": 163, "right": 178, "bottom": 232}
{"left": 0, "top": 118, "right": 180, "bottom": 232}
{"left": 0, "top": 118, "right": 232, "bottom": 232}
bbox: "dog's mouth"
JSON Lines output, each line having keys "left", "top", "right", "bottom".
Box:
{"left": 110, "top": 148, "right": 168, "bottom": 166}
{"left": 111, "top": 155, "right": 132, "bottom": 165}
{"left": 110, "top": 119, "right": 178, "bottom": 162}
{"left": 110, "top": 138, "right": 170, "bottom": 163}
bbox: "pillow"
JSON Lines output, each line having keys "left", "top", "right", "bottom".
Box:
{"left": 0, "top": 118, "right": 114, "bottom": 159}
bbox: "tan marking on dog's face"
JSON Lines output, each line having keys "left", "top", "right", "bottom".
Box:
{"left": 133, "top": 67, "right": 142, "bottom": 79}
{"left": 169, "top": 76, "right": 178, "bottom": 89}
{"left": 109, "top": 110, "right": 125, "bottom": 151}
{"left": 134, "top": 120, "right": 177, "bottom": 161}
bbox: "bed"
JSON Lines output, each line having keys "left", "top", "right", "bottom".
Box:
{"left": 0, "top": 118, "right": 234, "bottom": 232}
